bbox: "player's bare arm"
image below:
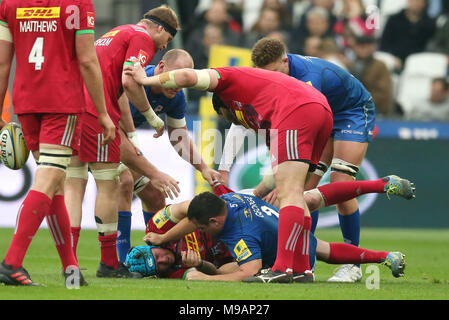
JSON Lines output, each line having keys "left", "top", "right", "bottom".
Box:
{"left": 75, "top": 33, "right": 115, "bottom": 145}
{"left": 118, "top": 93, "right": 140, "bottom": 154}
{"left": 185, "top": 259, "right": 262, "bottom": 282}
{"left": 124, "top": 62, "right": 219, "bottom": 91}
{"left": 122, "top": 69, "right": 164, "bottom": 138}
{"left": 168, "top": 125, "right": 222, "bottom": 186}
{"left": 181, "top": 249, "right": 220, "bottom": 275}
{"left": 119, "top": 129, "right": 180, "bottom": 199}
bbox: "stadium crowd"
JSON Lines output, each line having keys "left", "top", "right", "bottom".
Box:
{"left": 141, "top": 0, "right": 449, "bottom": 121}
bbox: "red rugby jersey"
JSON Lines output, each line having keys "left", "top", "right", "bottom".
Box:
{"left": 213, "top": 67, "right": 331, "bottom": 131}
{"left": 0, "top": 0, "right": 96, "bottom": 114}
{"left": 85, "top": 24, "right": 155, "bottom": 124}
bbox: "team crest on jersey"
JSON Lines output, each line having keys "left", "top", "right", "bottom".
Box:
{"left": 16, "top": 7, "right": 60, "bottom": 19}
{"left": 87, "top": 12, "right": 95, "bottom": 28}
{"left": 138, "top": 50, "right": 150, "bottom": 66}
{"left": 154, "top": 105, "right": 163, "bottom": 113}
{"left": 234, "top": 239, "right": 252, "bottom": 262}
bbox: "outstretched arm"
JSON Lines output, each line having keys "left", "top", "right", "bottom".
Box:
{"left": 124, "top": 62, "right": 219, "bottom": 92}
{"left": 184, "top": 259, "right": 261, "bottom": 282}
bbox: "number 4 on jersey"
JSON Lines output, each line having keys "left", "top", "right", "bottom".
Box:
{"left": 29, "top": 37, "right": 44, "bottom": 70}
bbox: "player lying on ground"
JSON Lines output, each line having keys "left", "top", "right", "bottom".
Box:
{"left": 127, "top": 176, "right": 414, "bottom": 282}
{"left": 124, "top": 57, "right": 334, "bottom": 283}
{"left": 115, "top": 49, "right": 222, "bottom": 263}
{"left": 222, "top": 37, "right": 379, "bottom": 282}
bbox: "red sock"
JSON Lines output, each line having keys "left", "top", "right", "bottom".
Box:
{"left": 292, "top": 216, "right": 312, "bottom": 273}
{"left": 272, "top": 206, "right": 307, "bottom": 273}
{"left": 46, "top": 195, "right": 79, "bottom": 271}
{"left": 317, "top": 179, "right": 387, "bottom": 207}
{"left": 4, "top": 190, "right": 51, "bottom": 269}
{"left": 328, "top": 243, "right": 389, "bottom": 264}
{"left": 99, "top": 233, "right": 119, "bottom": 269}
{"left": 71, "top": 227, "right": 81, "bottom": 259}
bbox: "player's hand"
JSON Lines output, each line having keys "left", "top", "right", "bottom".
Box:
{"left": 181, "top": 250, "right": 202, "bottom": 268}
{"left": 124, "top": 58, "right": 147, "bottom": 85}
{"left": 262, "top": 189, "right": 279, "bottom": 207}
{"left": 150, "top": 170, "right": 180, "bottom": 200}
{"left": 201, "top": 167, "right": 223, "bottom": 186}
{"left": 126, "top": 131, "right": 142, "bottom": 156}
{"left": 184, "top": 269, "right": 209, "bottom": 281}
{"left": 218, "top": 170, "right": 229, "bottom": 185}
{"left": 143, "top": 232, "right": 165, "bottom": 245}
{"left": 153, "top": 124, "right": 165, "bottom": 139}
{"left": 97, "top": 113, "right": 116, "bottom": 145}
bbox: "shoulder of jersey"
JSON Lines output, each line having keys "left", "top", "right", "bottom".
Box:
{"left": 0, "top": 122, "right": 30, "bottom": 170}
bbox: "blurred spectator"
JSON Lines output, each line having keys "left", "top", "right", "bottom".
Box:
{"left": 426, "top": 1, "right": 449, "bottom": 55}
{"left": 289, "top": 6, "right": 333, "bottom": 54}
{"left": 185, "top": 23, "right": 225, "bottom": 114}
{"left": 333, "top": 0, "right": 376, "bottom": 51}
{"left": 289, "top": 0, "right": 337, "bottom": 53}
{"left": 318, "top": 37, "right": 348, "bottom": 69}
{"left": 405, "top": 78, "right": 449, "bottom": 121}
{"left": 348, "top": 35, "right": 394, "bottom": 117}
{"left": 185, "top": 0, "right": 242, "bottom": 49}
{"left": 380, "top": 0, "right": 436, "bottom": 65}
{"left": 243, "top": 7, "right": 285, "bottom": 48}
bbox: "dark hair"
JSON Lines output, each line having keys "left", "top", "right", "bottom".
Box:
{"left": 212, "top": 93, "right": 227, "bottom": 114}
{"left": 187, "top": 192, "right": 226, "bottom": 225}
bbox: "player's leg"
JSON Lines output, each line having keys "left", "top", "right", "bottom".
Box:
{"left": 304, "top": 138, "right": 333, "bottom": 234}
{"left": 79, "top": 113, "right": 140, "bottom": 278}
{"left": 65, "top": 156, "right": 88, "bottom": 259}
{"left": 270, "top": 104, "right": 332, "bottom": 282}
{"left": 315, "top": 239, "right": 405, "bottom": 278}
{"left": 116, "top": 164, "right": 134, "bottom": 263}
{"left": 1, "top": 114, "right": 82, "bottom": 286}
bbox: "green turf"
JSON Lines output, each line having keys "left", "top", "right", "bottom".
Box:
{"left": 0, "top": 227, "right": 448, "bottom": 300}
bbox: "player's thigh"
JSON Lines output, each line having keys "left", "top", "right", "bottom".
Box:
{"left": 273, "top": 160, "right": 310, "bottom": 208}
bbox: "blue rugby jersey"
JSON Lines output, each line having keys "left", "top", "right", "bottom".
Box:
{"left": 217, "top": 193, "right": 316, "bottom": 269}
{"left": 287, "top": 53, "right": 373, "bottom": 114}
{"left": 129, "top": 65, "right": 187, "bottom": 128}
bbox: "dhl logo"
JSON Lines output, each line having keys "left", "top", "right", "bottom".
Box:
{"left": 185, "top": 232, "right": 201, "bottom": 258}
{"left": 16, "top": 7, "right": 61, "bottom": 19}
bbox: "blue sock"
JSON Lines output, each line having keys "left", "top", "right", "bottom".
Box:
{"left": 310, "top": 210, "right": 319, "bottom": 234}
{"left": 117, "top": 211, "right": 132, "bottom": 263}
{"left": 143, "top": 210, "right": 155, "bottom": 226}
{"left": 338, "top": 209, "right": 361, "bottom": 267}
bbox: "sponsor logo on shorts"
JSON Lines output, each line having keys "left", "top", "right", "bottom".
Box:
{"left": 16, "top": 7, "right": 61, "bottom": 19}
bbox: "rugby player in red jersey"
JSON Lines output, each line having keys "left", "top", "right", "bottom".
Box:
{"left": 0, "top": 0, "right": 115, "bottom": 287}
{"left": 125, "top": 64, "right": 333, "bottom": 283}
{"left": 64, "top": 5, "right": 182, "bottom": 278}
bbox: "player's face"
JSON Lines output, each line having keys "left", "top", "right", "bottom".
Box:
{"left": 154, "top": 27, "right": 173, "bottom": 51}
{"left": 260, "top": 57, "right": 289, "bottom": 75}
{"left": 151, "top": 247, "right": 175, "bottom": 273}
{"left": 192, "top": 219, "right": 222, "bottom": 236}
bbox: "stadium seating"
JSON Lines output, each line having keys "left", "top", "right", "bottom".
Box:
{"left": 396, "top": 52, "right": 448, "bottom": 113}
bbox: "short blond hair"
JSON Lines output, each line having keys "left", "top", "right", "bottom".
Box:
{"left": 143, "top": 5, "right": 180, "bottom": 34}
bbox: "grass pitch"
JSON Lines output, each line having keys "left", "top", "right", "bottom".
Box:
{"left": 0, "top": 227, "right": 448, "bottom": 300}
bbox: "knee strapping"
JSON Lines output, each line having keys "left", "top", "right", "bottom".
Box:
{"left": 330, "top": 158, "right": 359, "bottom": 179}
{"left": 66, "top": 163, "right": 88, "bottom": 179}
{"left": 38, "top": 148, "right": 73, "bottom": 172}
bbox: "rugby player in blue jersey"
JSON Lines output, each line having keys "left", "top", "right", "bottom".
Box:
{"left": 218, "top": 37, "right": 376, "bottom": 282}
{"left": 134, "top": 176, "right": 412, "bottom": 282}
{"left": 115, "top": 49, "right": 222, "bottom": 263}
